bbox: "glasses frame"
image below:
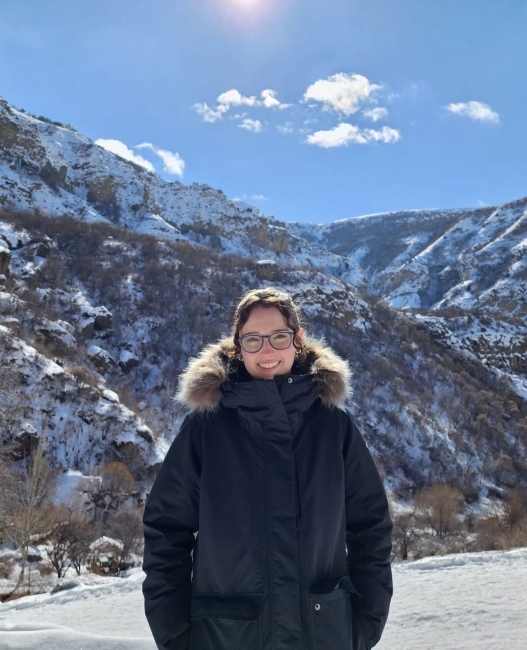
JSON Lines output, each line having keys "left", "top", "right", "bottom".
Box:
{"left": 238, "top": 330, "right": 295, "bottom": 353}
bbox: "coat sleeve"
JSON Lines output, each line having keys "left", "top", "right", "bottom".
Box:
{"left": 342, "top": 412, "right": 393, "bottom": 649}
{"left": 142, "top": 414, "right": 202, "bottom": 650}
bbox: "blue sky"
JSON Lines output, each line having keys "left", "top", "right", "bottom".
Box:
{"left": 1, "top": 0, "right": 526, "bottom": 223}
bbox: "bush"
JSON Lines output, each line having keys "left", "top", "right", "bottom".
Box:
{"left": 106, "top": 507, "right": 144, "bottom": 569}
{"left": 391, "top": 512, "right": 418, "bottom": 561}
{"left": 69, "top": 365, "right": 99, "bottom": 389}
{"left": 81, "top": 462, "right": 138, "bottom": 523}
{"left": 0, "top": 560, "right": 13, "bottom": 580}
{"left": 415, "top": 484, "right": 466, "bottom": 538}
{"left": 475, "top": 493, "right": 527, "bottom": 551}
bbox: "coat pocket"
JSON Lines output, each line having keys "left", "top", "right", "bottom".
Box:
{"left": 189, "top": 592, "right": 263, "bottom": 650}
{"left": 309, "top": 576, "right": 354, "bottom": 650}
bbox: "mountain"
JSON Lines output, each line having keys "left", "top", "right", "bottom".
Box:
{"left": 1, "top": 95, "right": 526, "bottom": 503}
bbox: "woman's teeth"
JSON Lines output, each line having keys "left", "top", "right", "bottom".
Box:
{"left": 259, "top": 361, "right": 280, "bottom": 369}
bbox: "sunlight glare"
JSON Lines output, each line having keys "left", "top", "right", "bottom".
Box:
{"left": 220, "top": 0, "right": 274, "bottom": 26}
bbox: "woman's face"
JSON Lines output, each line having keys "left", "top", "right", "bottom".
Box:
{"left": 239, "top": 305, "right": 303, "bottom": 380}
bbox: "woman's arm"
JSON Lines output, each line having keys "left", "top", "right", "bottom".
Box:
{"left": 142, "top": 415, "right": 202, "bottom": 650}
{"left": 342, "top": 413, "right": 393, "bottom": 649}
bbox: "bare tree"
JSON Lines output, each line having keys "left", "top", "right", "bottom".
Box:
{"left": 392, "top": 512, "right": 419, "bottom": 561}
{"left": 478, "top": 492, "right": 527, "bottom": 550}
{"left": 45, "top": 505, "right": 95, "bottom": 578}
{"left": 80, "top": 461, "right": 138, "bottom": 523}
{"left": 414, "top": 484, "right": 465, "bottom": 539}
{"left": 0, "top": 442, "right": 56, "bottom": 597}
{"left": 69, "top": 526, "right": 94, "bottom": 576}
{"left": 107, "top": 507, "right": 144, "bottom": 571}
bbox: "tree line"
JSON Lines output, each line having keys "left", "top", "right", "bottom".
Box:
{"left": 0, "top": 440, "right": 143, "bottom": 601}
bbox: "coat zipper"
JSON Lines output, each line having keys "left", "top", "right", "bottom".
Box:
{"left": 263, "top": 431, "right": 275, "bottom": 649}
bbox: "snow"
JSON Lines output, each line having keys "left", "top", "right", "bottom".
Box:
{"left": 53, "top": 470, "right": 88, "bottom": 505}
{"left": 89, "top": 537, "right": 124, "bottom": 552}
{"left": 0, "top": 549, "right": 526, "bottom": 649}
{"left": 256, "top": 259, "right": 278, "bottom": 265}
{"left": 102, "top": 389, "right": 120, "bottom": 404}
{"left": 0, "top": 222, "right": 30, "bottom": 249}
{"left": 0, "top": 323, "right": 157, "bottom": 475}
{"left": 0, "top": 569, "right": 153, "bottom": 649}
{"left": 118, "top": 350, "right": 138, "bottom": 364}
{"left": 87, "top": 345, "right": 115, "bottom": 365}
{"left": 377, "top": 548, "right": 527, "bottom": 650}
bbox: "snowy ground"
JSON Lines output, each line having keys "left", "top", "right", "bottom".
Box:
{"left": 377, "top": 547, "right": 527, "bottom": 650}
{"left": 0, "top": 549, "right": 526, "bottom": 649}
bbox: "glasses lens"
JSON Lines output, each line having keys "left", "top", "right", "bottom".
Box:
{"left": 241, "top": 336, "right": 263, "bottom": 352}
{"left": 270, "top": 332, "right": 293, "bottom": 350}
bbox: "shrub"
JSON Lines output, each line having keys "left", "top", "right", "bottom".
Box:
{"left": 414, "top": 484, "right": 466, "bottom": 538}
{"left": 0, "top": 560, "right": 13, "bottom": 580}
{"left": 69, "top": 365, "right": 99, "bottom": 389}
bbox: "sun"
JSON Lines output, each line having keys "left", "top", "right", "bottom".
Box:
{"left": 224, "top": 0, "right": 270, "bottom": 22}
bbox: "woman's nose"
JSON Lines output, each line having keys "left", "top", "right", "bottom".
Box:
{"left": 261, "top": 337, "right": 274, "bottom": 352}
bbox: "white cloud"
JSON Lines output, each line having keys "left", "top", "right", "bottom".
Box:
{"left": 238, "top": 119, "right": 262, "bottom": 133}
{"left": 363, "top": 107, "right": 388, "bottom": 122}
{"left": 261, "top": 89, "right": 290, "bottom": 109}
{"left": 218, "top": 89, "right": 259, "bottom": 108}
{"left": 136, "top": 142, "right": 185, "bottom": 177}
{"left": 261, "top": 89, "right": 281, "bottom": 108}
{"left": 446, "top": 101, "right": 499, "bottom": 123}
{"left": 477, "top": 199, "right": 490, "bottom": 207}
{"left": 192, "top": 102, "right": 228, "bottom": 123}
{"left": 364, "top": 127, "right": 401, "bottom": 143}
{"left": 194, "top": 87, "right": 291, "bottom": 123}
{"left": 217, "top": 88, "right": 289, "bottom": 110}
{"left": 303, "top": 73, "right": 381, "bottom": 116}
{"left": 232, "top": 194, "right": 268, "bottom": 203}
{"left": 276, "top": 122, "right": 294, "bottom": 135}
{"left": 306, "top": 123, "right": 400, "bottom": 148}
{"left": 95, "top": 139, "right": 155, "bottom": 172}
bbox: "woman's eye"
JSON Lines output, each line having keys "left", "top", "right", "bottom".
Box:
{"left": 273, "top": 334, "right": 288, "bottom": 340}
{"left": 245, "top": 337, "right": 261, "bottom": 344}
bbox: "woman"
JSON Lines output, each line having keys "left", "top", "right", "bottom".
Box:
{"left": 143, "top": 287, "right": 393, "bottom": 650}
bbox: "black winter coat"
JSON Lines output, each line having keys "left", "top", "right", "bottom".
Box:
{"left": 143, "top": 336, "right": 393, "bottom": 650}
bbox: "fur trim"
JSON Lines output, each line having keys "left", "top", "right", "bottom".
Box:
{"left": 302, "top": 336, "right": 352, "bottom": 409}
{"left": 175, "top": 339, "right": 234, "bottom": 412}
{"left": 175, "top": 334, "right": 352, "bottom": 412}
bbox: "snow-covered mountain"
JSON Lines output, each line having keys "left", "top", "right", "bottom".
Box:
{"left": 2, "top": 94, "right": 526, "bottom": 319}
{"left": 290, "top": 199, "right": 527, "bottom": 316}
{"left": 1, "top": 95, "right": 526, "bottom": 502}
{"left": 0, "top": 97, "right": 344, "bottom": 273}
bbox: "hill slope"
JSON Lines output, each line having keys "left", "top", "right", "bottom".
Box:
{"left": 0, "top": 95, "right": 526, "bottom": 501}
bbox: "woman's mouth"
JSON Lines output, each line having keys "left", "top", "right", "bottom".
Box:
{"left": 259, "top": 361, "right": 280, "bottom": 370}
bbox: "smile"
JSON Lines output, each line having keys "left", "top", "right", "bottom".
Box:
{"left": 259, "top": 361, "right": 280, "bottom": 369}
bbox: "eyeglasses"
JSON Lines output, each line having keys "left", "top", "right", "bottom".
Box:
{"left": 238, "top": 331, "right": 295, "bottom": 353}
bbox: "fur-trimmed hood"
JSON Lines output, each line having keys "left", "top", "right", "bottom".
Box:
{"left": 175, "top": 334, "right": 352, "bottom": 412}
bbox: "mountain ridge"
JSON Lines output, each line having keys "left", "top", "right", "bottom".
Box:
{"left": 1, "top": 95, "right": 526, "bottom": 505}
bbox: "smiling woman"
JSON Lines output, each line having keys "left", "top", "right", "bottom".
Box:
{"left": 143, "top": 286, "right": 393, "bottom": 650}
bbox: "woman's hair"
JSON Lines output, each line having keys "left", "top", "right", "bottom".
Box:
{"left": 232, "top": 287, "right": 306, "bottom": 359}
